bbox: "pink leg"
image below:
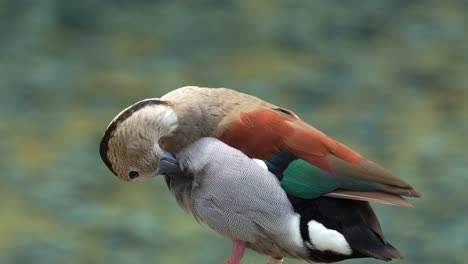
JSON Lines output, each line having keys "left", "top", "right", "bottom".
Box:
{"left": 225, "top": 240, "right": 246, "bottom": 264}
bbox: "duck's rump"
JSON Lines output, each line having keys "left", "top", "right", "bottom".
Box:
{"left": 289, "top": 196, "right": 402, "bottom": 263}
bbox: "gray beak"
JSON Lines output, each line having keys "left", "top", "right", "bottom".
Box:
{"left": 156, "top": 149, "right": 182, "bottom": 176}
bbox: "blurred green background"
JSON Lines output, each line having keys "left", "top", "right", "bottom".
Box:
{"left": 1, "top": 1, "right": 467, "bottom": 263}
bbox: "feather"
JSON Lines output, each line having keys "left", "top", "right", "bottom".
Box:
{"left": 355, "top": 202, "right": 384, "bottom": 241}
{"left": 323, "top": 190, "right": 413, "bottom": 208}
{"left": 277, "top": 159, "right": 386, "bottom": 198}
{"left": 218, "top": 108, "right": 420, "bottom": 205}
{"left": 266, "top": 155, "right": 416, "bottom": 207}
{"left": 289, "top": 196, "right": 402, "bottom": 261}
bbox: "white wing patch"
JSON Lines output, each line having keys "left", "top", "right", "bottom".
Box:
{"left": 253, "top": 159, "right": 268, "bottom": 170}
{"left": 287, "top": 213, "right": 304, "bottom": 249}
{"left": 307, "top": 220, "right": 352, "bottom": 255}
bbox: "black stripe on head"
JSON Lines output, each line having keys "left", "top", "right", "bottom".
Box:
{"left": 99, "top": 99, "right": 169, "bottom": 176}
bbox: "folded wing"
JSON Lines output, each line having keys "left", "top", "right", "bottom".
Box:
{"left": 217, "top": 108, "right": 421, "bottom": 206}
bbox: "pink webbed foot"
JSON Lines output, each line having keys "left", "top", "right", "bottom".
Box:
{"left": 267, "top": 256, "right": 284, "bottom": 264}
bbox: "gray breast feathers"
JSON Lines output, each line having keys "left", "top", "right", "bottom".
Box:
{"left": 175, "top": 137, "right": 307, "bottom": 258}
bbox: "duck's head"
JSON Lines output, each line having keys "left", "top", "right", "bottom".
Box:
{"left": 99, "top": 99, "right": 178, "bottom": 182}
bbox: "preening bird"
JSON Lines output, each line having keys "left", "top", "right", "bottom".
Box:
{"left": 99, "top": 86, "right": 421, "bottom": 263}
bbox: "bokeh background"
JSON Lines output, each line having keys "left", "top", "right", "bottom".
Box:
{"left": 1, "top": 1, "right": 467, "bottom": 263}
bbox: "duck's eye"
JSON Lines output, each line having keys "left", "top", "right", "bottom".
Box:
{"left": 159, "top": 138, "right": 166, "bottom": 148}
{"left": 128, "top": 171, "right": 140, "bottom": 179}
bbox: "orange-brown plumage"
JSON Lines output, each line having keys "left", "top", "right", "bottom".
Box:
{"left": 216, "top": 107, "right": 420, "bottom": 202}
{"left": 219, "top": 109, "right": 363, "bottom": 175}
{"left": 218, "top": 110, "right": 293, "bottom": 160}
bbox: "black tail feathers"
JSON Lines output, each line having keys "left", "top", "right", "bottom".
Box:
{"left": 289, "top": 196, "right": 402, "bottom": 262}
